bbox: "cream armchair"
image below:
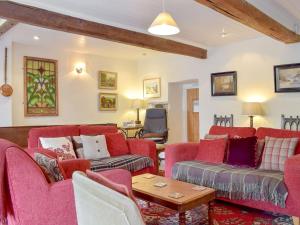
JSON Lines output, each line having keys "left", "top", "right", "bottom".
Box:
{"left": 72, "top": 172, "right": 145, "bottom": 225}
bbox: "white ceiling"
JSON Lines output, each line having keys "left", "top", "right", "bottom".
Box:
{"left": 3, "top": 0, "right": 300, "bottom": 60}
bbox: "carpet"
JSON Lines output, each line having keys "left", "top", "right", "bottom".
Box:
{"left": 138, "top": 200, "right": 292, "bottom": 225}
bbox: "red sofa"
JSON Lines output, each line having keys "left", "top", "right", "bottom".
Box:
{"left": 27, "top": 125, "right": 157, "bottom": 175}
{"left": 1, "top": 138, "right": 133, "bottom": 225}
{"left": 165, "top": 126, "right": 300, "bottom": 217}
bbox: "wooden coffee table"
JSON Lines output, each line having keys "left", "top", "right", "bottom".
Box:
{"left": 132, "top": 173, "right": 215, "bottom": 225}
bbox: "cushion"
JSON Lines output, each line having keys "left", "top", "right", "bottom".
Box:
{"left": 34, "top": 152, "right": 65, "bottom": 182}
{"left": 204, "top": 134, "right": 228, "bottom": 140}
{"left": 195, "top": 139, "right": 227, "bottom": 163}
{"left": 259, "top": 136, "right": 299, "bottom": 171}
{"left": 255, "top": 139, "right": 265, "bottom": 167}
{"left": 72, "top": 136, "right": 84, "bottom": 158}
{"left": 39, "top": 136, "right": 76, "bottom": 160}
{"left": 86, "top": 170, "right": 139, "bottom": 206}
{"left": 227, "top": 136, "right": 257, "bottom": 167}
{"left": 80, "top": 135, "right": 110, "bottom": 160}
{"left": 105, "top": 133, "right": 130, "bottom": 156}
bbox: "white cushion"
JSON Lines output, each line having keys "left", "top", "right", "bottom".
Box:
{"left": 80, "top": 135, "right": 110, "bottom": 160}
{"left": 39, "top": 136, "right": 76, "bottom": 160}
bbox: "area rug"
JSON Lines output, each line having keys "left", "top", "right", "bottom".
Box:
{"left": 138, "top": 200, "right": 292, "bottom": 225}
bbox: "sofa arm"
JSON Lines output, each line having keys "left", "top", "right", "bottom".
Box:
{"left": 284, "top": 154, "right": 300, "bottom": 216}
{"left": 165, "top": 143, "right": 199, "bottom": 178}
{"left": 59, "top": 159, "right": 91, "bottom": 179}
{"left": 127, "top": 139, "right": 157, "bottom": 174}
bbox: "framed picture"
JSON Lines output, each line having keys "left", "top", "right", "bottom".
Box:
{"left": 211, "top": 71, "right": 237, "bottom": 96}
{"left": 274, "top": 63, "right": 300, "bottom": 93}
{"left": 98, "top": 71, "right": 117, "bottom": 90}
{"left": 99, "top": 93, "right": 118, "bottom": 111}
{"left": 143, "top": 78, "right": 161, "bottom": 98}
{"left": 24, "top": 56, "right": 58, "bottom": 116}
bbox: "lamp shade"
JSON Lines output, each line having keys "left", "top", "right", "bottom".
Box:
{"left": 242, "top": 102, "right": 263, "bottom": 116}
{"left": 148, "top": 12, "right": 180, "bottom": 36}
{"left": 131, "top": 99, "right": 146, "bottom": 109}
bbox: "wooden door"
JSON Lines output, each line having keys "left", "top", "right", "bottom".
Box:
{"left": 187, "top": 88, "right": 199, "bottom": 142}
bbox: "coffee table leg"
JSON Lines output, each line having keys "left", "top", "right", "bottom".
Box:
{"left": 208, "top": 201, "right": 214, "bottom": 225}
{"left": 179, "top": 212, "right": 186, "bottom": 225}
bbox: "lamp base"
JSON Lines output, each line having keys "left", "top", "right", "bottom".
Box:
{"left": 135, "top": 120, "right": 141, "bottom": 125}
{"left": 249, "top": 115, "right": 254, "bottom": 128}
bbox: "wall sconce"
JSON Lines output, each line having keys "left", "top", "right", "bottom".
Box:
{"left": 74, "top": 63, "right": 86, "bottom": 75}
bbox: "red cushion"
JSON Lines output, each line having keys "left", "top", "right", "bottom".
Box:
{"left": 28, "top": 125, "right": 79, "bottom": 148}
{"left": 256, "top": 127, "right": 300, "bottom": 154}
{"left": 209, "top": 126, "right": 256, "bottom": 138}
{"left": 79, "top": 125, "right": 118, "bottom": 136}
{"left": 105, "top": 133, "right": 130, "bottom": 156}
{"left": 195, "top": 139, "right": 227, "bottom": 163}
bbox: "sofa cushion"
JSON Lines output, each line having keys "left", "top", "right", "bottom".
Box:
{"left": 72, "top": 136, "right": 84, "bottom": 158}
{"left": 90, "top": 154, "right": 153, "bottom": 173}
{"left": 172, "top": 161, "right": 288, "bottom": 208}
{"left": 256, "top": 127, "right": 300, "bottom": 154}
{"left": 28, "top": 125, "right": 80, "bottom": 148}
{"left": 227, "top": 136, "right": 257, "bottom": 167}
{"left": 105, "top": 133, "right": 130, "bottom": 156}
{"left": 255, "top": 139, "right": 265, "bottom": 167}
{"left": 80, "top": 135, "right": 110, "bottom": 160}
{"left": 79, "top": 125, "right": 118, "bottom": 136}
{"left": 195, "top": 139, "right": 227, "bottom": 163}
{"left": 259, "top": 136, "right": 298, "bottom": 172}
{"left": 39, "top": 137, "right": 77, "bottom": 160}
{"left": 209, "top": 125, "right": 256, "bottom": 138}
{"left": 34, "top": 152, "right": 65, "bottom": 182}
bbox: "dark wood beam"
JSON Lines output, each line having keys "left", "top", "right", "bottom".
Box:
{"left": 195, "top": 0, "right": 300, "bottom": 44}
{"left": 0, "top": 1, "right": 207, "bottom": 59}
{"left": 0, "top": 19, "right": 17, "bottom": 36}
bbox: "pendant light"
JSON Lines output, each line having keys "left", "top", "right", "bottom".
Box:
{"left": 148, "top": 0, "right": 180, "bottom": 36}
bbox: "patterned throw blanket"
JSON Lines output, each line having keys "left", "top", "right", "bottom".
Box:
{"left": 172, "top": 161, "right": 288, "bottom": 208}
{"left": 90, "top": 154, "right": 153, "bottom": 172}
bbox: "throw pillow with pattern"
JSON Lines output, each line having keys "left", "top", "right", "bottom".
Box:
{"left": 72, "top": 136, "right": 85, "bottom": 158}
{"left": 259, "top": 136, "right": 299, "bottom": 171}
{"left": 39, "top": 136, "right": 77, "bottom": 160}
{"left": 34, "top": 153, "right": 65, "bottom": 182}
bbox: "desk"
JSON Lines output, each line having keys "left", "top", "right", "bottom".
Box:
{"left": 119, "top": 125, "right": 143, "bottom": 138}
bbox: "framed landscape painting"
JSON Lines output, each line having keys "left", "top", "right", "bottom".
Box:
{"left": 24, "top": 57, "right": 58, "bottom": 116}
{"left": 99, "top": 93, "right": 118, "bottom": 111}
{"left": 143, "top": 78, "right": 161, "bottom": 98}
{"left": 274, "top": 63, "right": 300, "bottom": 93}
{"left": 211, "top": 71, "right": 237, "bottom": 96}
{"left": 98, "top": 71, "right": 117, "bottom": 90}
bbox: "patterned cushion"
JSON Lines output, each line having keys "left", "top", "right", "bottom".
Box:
{"left": 34, "top": 153, "right": 65, "bottom": 182}
{"left": 72, "top": 136, "right": 84, "bottom": 158}
{"left": 39, "top": 136, "right": 77, "bottom": 160}
{"left": 90, "top": 154, "right": 153, "bottom": 172}
{"left": 259, "top": 136, "right": 299, "bottom": 171}
{"left": 255, "top": 139, "right": 265, "bottom": 167}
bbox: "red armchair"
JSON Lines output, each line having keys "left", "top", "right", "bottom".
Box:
{"left": 1, "top": 139, "right": 133, "bottom": 225}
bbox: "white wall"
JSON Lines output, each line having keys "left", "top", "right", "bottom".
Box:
{"left": 137, "top": 37, "right": 300, "bottom": 139}
{"left": 11, "top": 43, "right": 139, "bottom": 126}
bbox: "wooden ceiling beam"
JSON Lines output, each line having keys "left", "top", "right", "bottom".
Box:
{"left": 0, "top": 1, "right": 207, "bottom": 59}
{"left": 195, "top": 0, "right": 300, "bottom": 43}
{"left": 0, "top": 19, "right": 17, "bottom": 37}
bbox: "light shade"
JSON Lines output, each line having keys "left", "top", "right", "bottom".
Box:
{"left": 131, "top": 99, "right": 146, "bottom": 109}
{"left": 242, "top": 102, "right": 264, "bottom": 116}
{"left": 148, "top": 12, "right": 180, "bottom": 36}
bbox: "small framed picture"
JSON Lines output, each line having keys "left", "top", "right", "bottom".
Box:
{"left": 99, "top": 93, "right": 118, "bottom": 111}
{"left": 274, "top": 63, "right": 300, "bottom": 93}
{"left": 211, "top": 71, "right": 237, "bottom": 96}
{"left": 98, "top": 71, "right": 117, "bottom": 90}
{"left": 143, "top": 78, "right": 161, "bottom": 98}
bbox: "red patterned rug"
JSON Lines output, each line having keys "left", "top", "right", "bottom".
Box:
{"left": 138, "top": 200, "right": 292, "bottom": 225}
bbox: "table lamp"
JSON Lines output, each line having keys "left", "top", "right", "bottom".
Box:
{"left": 242, "top": 102, "right": 264, "bottom": 128}
{"left": 131, "top": 99, "right": 146, "bottom": 125}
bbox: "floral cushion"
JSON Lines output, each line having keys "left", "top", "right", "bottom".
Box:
{"left": 39, "top": 136, "right": 77, "bottom": 160}
{"left": 34, "top": 152, "right": 65, "bottom": 182}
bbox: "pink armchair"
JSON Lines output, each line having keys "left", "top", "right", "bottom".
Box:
{"left": 2, "top": 139, "right": 133, "bottom": 225}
